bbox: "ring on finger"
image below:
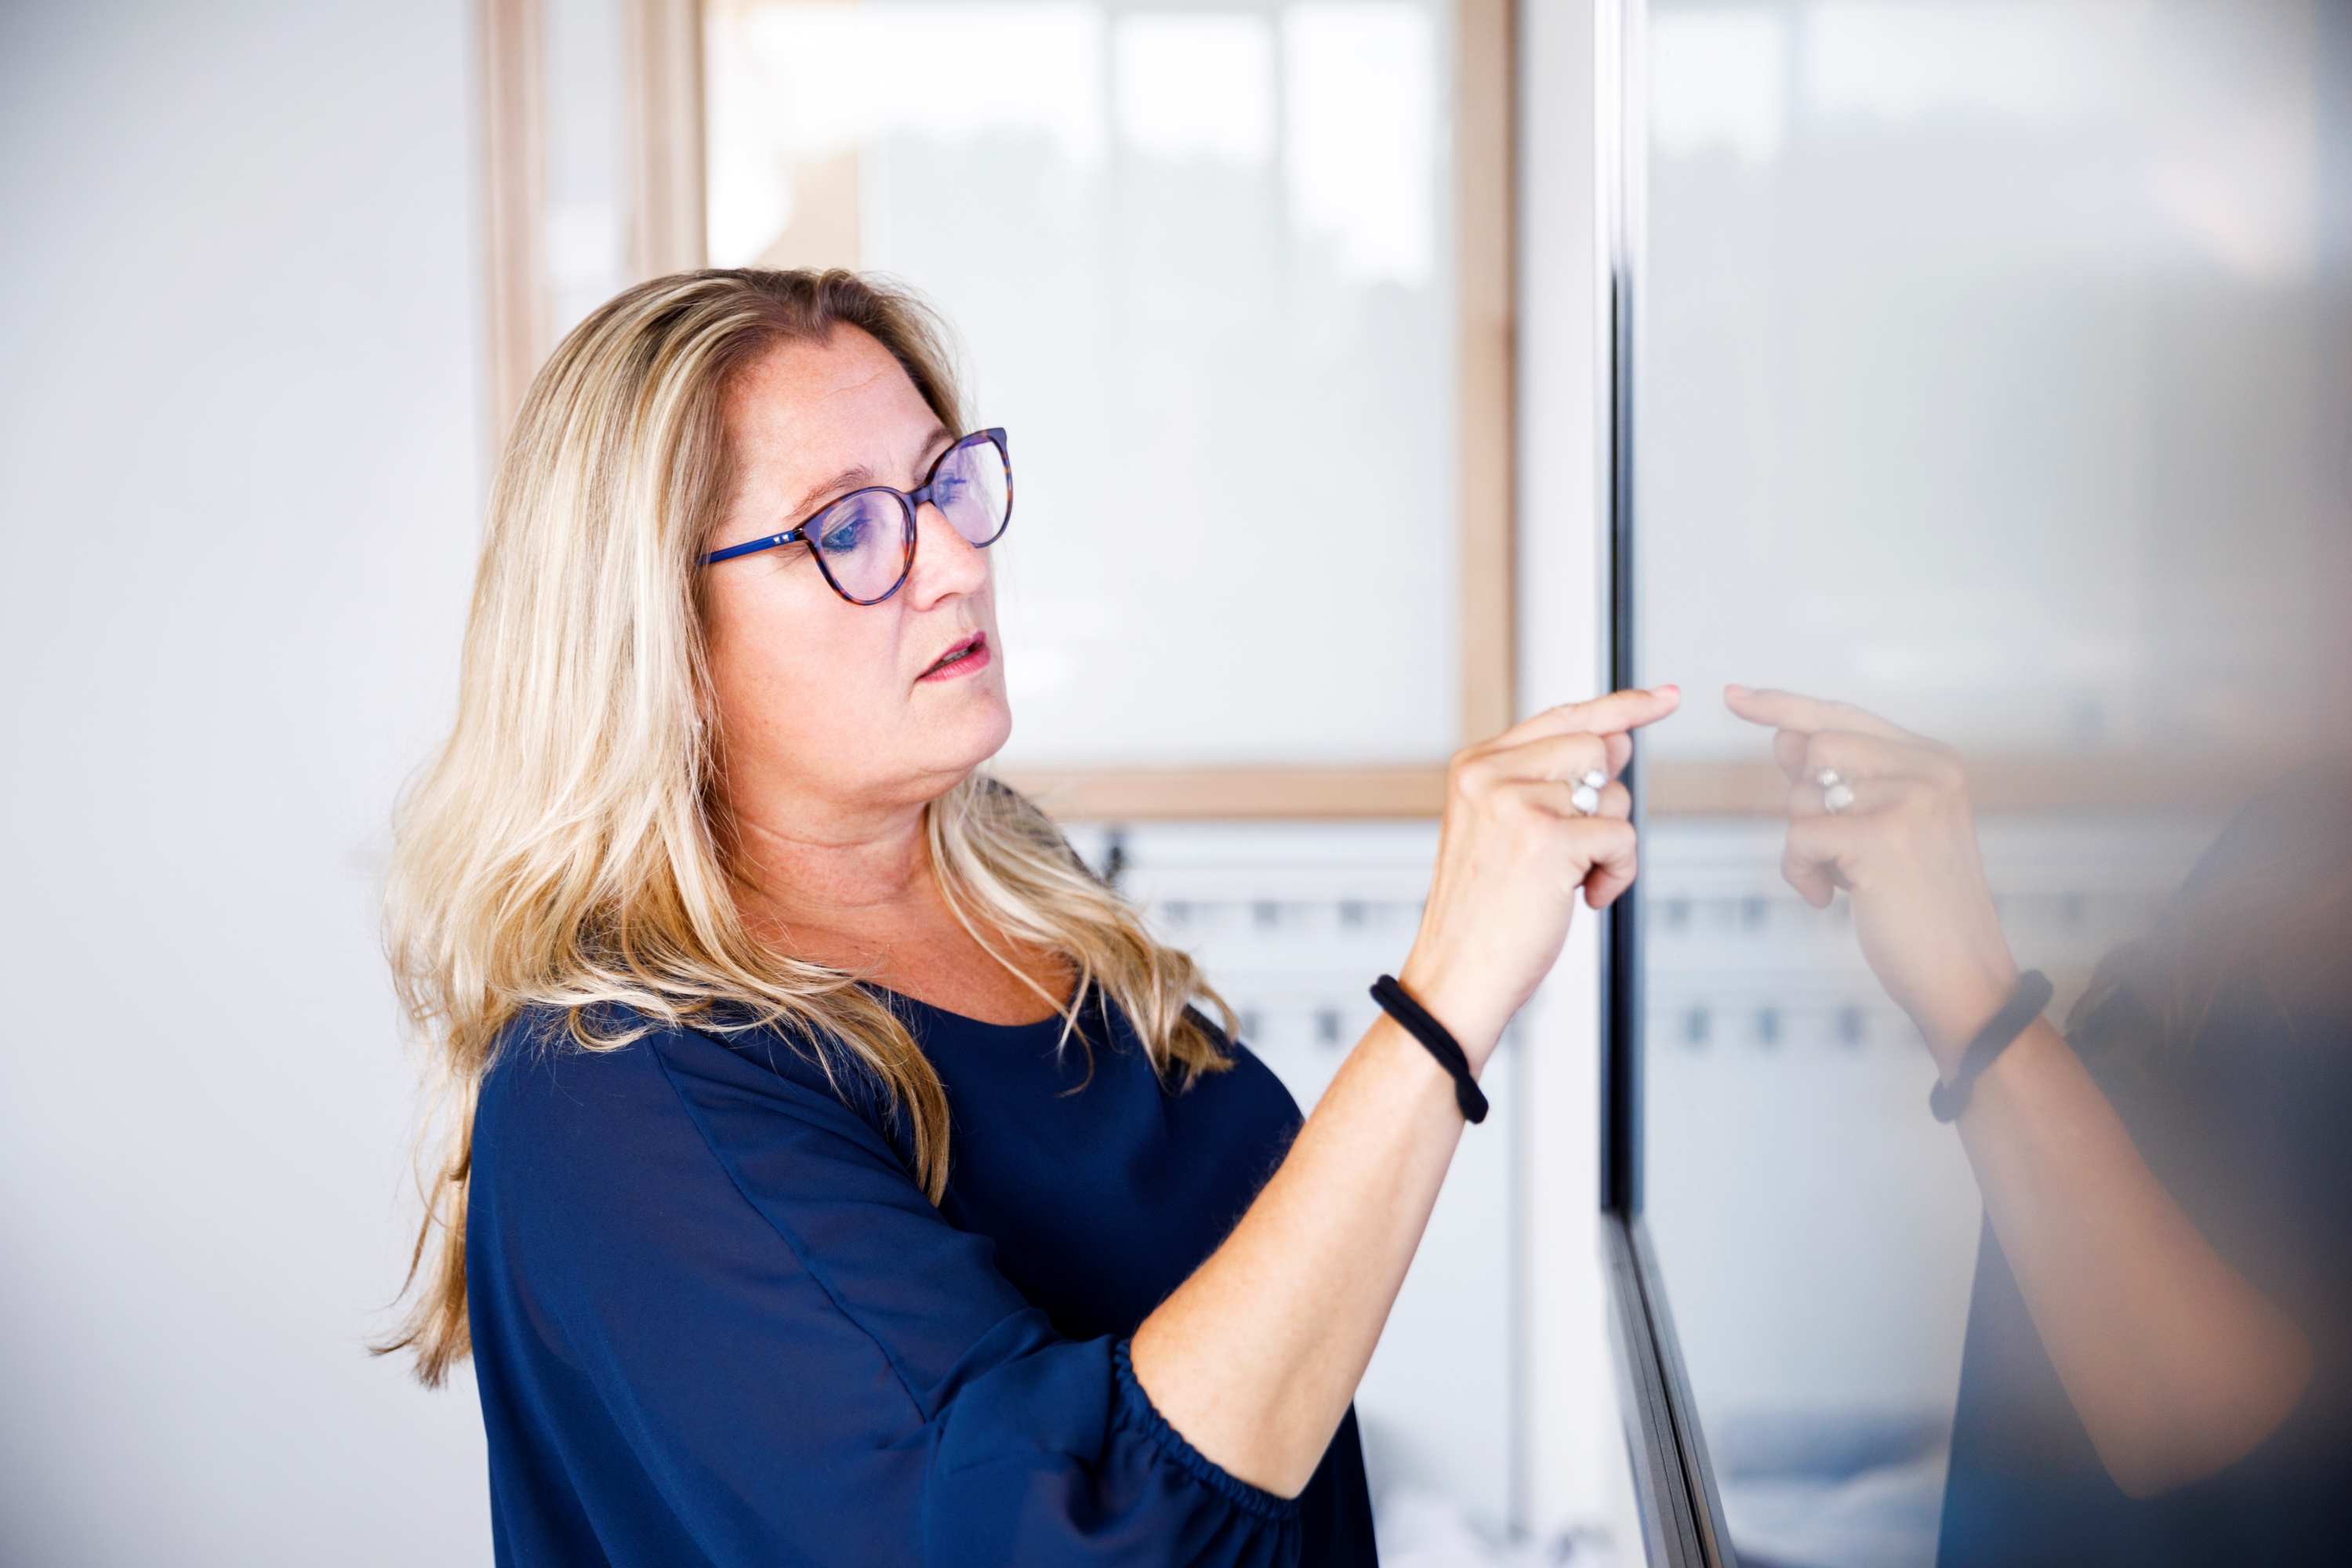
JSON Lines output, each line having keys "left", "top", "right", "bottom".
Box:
{"left": 1816, "top": 766, "right": 1856, "bottom": 815}
{"left": 1570, "top": 768, "right": 1606, "bottom": 816}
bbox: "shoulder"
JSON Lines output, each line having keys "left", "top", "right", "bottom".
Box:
{"left": 475, "top": 1004, "right": 909, "bottom": 1193}
{"left": 477, "top": 1006, "right": 709, "bottom": 1146}
{"left": 479, "top": 1005, "right": 660, "bottom": 1104}
{"left": 472, "top": 1007, "right": 717, "bottom": 1203}
{"left": 484, "top": 1000, "right": 881, "bottom": 1103}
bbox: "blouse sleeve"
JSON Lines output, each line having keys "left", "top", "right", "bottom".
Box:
{"left": 469, "top": 1016, "right": 1300, "bottom": 1568}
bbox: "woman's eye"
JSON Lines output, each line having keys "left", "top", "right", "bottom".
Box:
{"left": 819, "top": 518, "right": 866, "bottom": 552}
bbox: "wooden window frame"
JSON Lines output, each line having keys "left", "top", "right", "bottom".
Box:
{"left": 479, "top": 0, "right": 1515, "bottom": 818}
{"left": 480, "top": 0, "right": 707, "bottom": 449}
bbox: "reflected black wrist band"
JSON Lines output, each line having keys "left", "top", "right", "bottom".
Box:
{"left": 1929, "top": 970, "right": 2055, "bottom": 1123}
{"left": 1371, "top": 975, "right": 1489, "bottom": 1125}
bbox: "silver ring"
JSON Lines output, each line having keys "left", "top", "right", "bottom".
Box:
{"left": 1817, "top": 766, "right": 1855, "bottom": 815}
{"left": 1570, "top": 768, "right": 1605, "bottom": 816}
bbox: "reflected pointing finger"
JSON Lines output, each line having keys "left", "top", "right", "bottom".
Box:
{"left": 1726, "top": 684, "right": 1910, "bottom": 741}
{"left": 1726, "top": 683, "right": 1838, "bottom": 733}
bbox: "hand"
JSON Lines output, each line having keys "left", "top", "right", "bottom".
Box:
{"left": 1724, "top": 684, "right": 2018, "bottom": 1067}
{"left": 1399, "top": 687, "right": 1682, "bottom": 1064}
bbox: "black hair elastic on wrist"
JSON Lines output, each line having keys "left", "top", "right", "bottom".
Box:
{"left": 1371, "top": 975, "right": 1488, "bottom": 1124}
{"left": 1929, "top": 970, "right": 2055, "bottom": 1123}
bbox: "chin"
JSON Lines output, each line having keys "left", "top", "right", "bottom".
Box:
{"left": 967, "top": 698, "right": 1014, "bottom": 768}
{"left": 928, "top": 694, "right": 1014, "bottom": 786}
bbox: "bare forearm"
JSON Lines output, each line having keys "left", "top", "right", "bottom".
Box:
{"left": 1127, "top": 688, "right": 1677, "bottom": 1500}
{"left": 1130, "top": 1017, "right": 1466, "bottom": 1497}
{"left": 1958, "top": 1020, "right": 2312, "bottom": 1496}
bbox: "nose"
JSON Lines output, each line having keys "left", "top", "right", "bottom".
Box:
{"left": 900, "top": 499, "right": 989, "bottom": 610}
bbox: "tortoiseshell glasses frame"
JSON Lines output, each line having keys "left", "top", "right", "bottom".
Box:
{"left": 700, "top": 427, "right": 1013, "bottom": 606}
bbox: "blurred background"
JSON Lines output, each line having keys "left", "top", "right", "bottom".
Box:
{"left": 0, "top": 1, "right": 1627, "bottom": 1564}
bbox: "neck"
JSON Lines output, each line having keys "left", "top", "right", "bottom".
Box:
{"left": 730, "top": 793, "right": 945, "bottom": 954}
{"left": 723, "top": 776, "right": 1071, "bottom": 1024}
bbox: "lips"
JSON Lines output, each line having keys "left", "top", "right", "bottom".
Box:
{"left": 918, "top": 631, "right": 989, "bottom": 681}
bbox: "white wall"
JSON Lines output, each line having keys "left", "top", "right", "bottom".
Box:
{"left": 0, "top": 3, "right": 492, "bottom": 1563}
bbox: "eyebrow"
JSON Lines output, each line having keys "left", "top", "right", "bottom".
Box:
{"left": 779, "top": 425, "right": 955, "bottom": 525}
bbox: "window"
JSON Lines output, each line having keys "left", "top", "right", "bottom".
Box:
{"left": 483, "top": 0, "right": 1517, "bottom": 818}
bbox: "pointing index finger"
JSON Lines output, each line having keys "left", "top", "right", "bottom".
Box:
{"left": 1505, "top": 685, "right": 1682, "bottom": 746}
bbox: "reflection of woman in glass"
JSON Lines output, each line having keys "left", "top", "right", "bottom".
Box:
{"left": 1730, "top": 686, "right": 2348, "bottom": 1566}
{"left": 379, "top": 268, "right": 1680, "bottom": 1566}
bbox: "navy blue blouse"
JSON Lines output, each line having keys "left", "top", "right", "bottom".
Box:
{"left": 466, "top": 987, "right": 1377, "bottom": 1567}
{"left": 1937, "top": 994, "right": 2352, "bottom": 1566}
{"left": 1939, "top": 768, "right": 2352, "bottom": 1566}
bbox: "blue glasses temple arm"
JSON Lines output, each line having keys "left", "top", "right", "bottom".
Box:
{"left": 702, "top": 528, "right": 804, "bottom": 567}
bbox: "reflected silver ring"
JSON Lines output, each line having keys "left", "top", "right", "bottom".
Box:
{"left": 1570, "top": 768, "right": 1606, "bottom": 816}
{"left": 1817, "top": 766, "right": 1856, "bottom": 815}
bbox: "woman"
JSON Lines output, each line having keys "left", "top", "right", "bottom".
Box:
{"left": 383, "top": 267, "right": 1678, "bottom": 1566}
{"left": 1727, "top": 686, "right": 2349, "bottom": 1566}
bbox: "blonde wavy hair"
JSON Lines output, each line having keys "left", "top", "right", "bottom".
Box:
{"left": 383, "top": 269, "right": 1232, "bottom": 1387}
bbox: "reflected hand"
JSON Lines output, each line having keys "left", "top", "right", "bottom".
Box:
{"left": 1725, "top": 684, "right": 2018, "bottom": 1065}
{"left": 1400, "top": 687, "right": 1681, "bottom": 1065}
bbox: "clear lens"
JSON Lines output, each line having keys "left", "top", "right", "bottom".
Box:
{"left": 931, "top": 435, "right": 1011, "bottom": 547}
{"left": 809, "top": 489, "right": 912, "bottom": 603}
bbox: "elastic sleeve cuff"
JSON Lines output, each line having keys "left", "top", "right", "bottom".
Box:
{"left": 1111, "top": 1338, "right": 1301, "bottom": 1523}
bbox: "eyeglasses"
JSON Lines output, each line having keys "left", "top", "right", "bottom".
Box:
{"left": 701, "top": 427, "right": 1013, "bottom": 605}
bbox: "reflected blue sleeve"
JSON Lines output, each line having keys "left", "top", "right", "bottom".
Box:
{"left": 468, "top": 1018, "right": 1300, "bottom": 1568}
